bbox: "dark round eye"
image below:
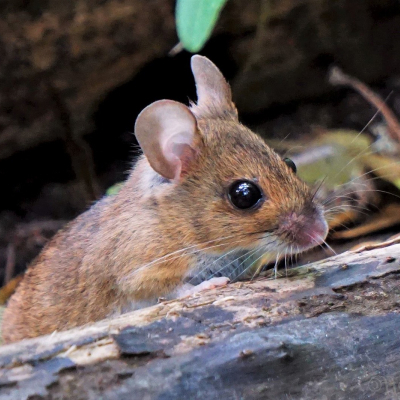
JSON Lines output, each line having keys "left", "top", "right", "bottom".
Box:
{"left": 228, "top": 180, "right": 263, "bottom": 210}
{"left": 283, "top": 157, "right": 297, "bottom": 173}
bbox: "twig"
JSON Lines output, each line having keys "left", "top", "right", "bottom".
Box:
{"left": 4, "top": 243, "right": 16, "bottom": 285}
{"left": 328, "top": 66, "right": 400, "bottom": 146}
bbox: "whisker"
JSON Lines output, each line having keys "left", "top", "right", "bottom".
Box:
{"left": 277, "top": 132, "right": 292, "bottom": 148}
{"left": 274, "top": 252, "right": 281, "bottom": 279}
{"left": 325, "top": 202, "right": 370, "bottom": 211}
{"left": 325, "top": 204, "right": 371, "bottom": 214}
{"left": 322, "top": 239, "right": 337, "bottom": 255}
{"left": 235, "top": 248, "right": 272, "bottom": 282}
{"left": 312, "top": 120, "right": 400, "bottom": 196}
{"left": 124, "top": 236, "right": 250, "bottom": 280}
{"left": 229, "top": 248, "right": 262, "bottom": 282}
{"left": 123, "top": 227, "right": 277, "bottom": 283}
{"left": 326, "top": 144, "right": 373, "bottom": 185}
{"left": 229, "top": 236, "right": 280, "bottom": 281}
{"left": 340, "top": 189, "right": 400, "bottom": 201}
{"left": 324, "top": 207, "right": 370, "bottom": 218}
{"left": 321, "top": 160, "right": 400, "bottom": 200}
{"left": 250, "top": 253, "right": 266, "bottom": 281}
{"left": 329, "top": 221, "right": 351, "bottom": 230}
{"left": 311, "top": 177, "right": 327, "bottom": 201}
{"left": 350, "top": 91, "right": 393, "bottom": 144}
{"left": 187, "top": 247, "right": 240, "bottom": 284}
{"left": 284, "top": 249, "right": 288, "bottom": 277}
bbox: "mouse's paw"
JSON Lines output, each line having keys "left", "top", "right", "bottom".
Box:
{"left": 176, "top": 277, "right": 230, "bottom": 298}
{"left": 191, "top": 276, "right": 230, "bottom": 293}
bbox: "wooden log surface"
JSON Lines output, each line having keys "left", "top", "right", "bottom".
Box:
{"left": 1, "top": 243, "right": 400, "bottom": 399}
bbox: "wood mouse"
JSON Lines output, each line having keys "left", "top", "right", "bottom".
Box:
{"left": 2, "top": 56, "right": 328, "bottom": 343}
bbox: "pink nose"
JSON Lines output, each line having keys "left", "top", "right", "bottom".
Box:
{"left": 279, "top": 210, "right": 328, "bottom": 251}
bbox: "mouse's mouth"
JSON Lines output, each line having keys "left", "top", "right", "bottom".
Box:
{"left": 276, "top": 207, "right": 329, "bottom": 254}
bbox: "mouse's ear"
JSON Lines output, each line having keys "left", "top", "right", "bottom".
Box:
{"left": 190, "top": 55, "right": 238, "bottom": 120}
{"left": 135, "top": 100, "right": 199, "bottom": 180}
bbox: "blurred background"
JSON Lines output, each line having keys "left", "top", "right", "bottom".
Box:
{"left": 1, "top": 0, "right": 400, "bottom": 286}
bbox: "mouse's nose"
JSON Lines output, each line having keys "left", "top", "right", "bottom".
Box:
{"left": 278, "top": 207, "right": 328, "bottom": 251}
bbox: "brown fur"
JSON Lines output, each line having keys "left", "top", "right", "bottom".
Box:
{"left": 2, "top": 56, "right": 327, "bottom": 343}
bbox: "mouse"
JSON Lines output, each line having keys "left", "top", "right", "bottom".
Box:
{"left": 1, "top": 55, "right": 328, "bottom": 343}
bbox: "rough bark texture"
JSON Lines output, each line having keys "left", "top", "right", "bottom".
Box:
{"left": 2, "top": 0, "right": 400, "bottom": 158}
{"left": 1, "top": 243, "right": 400, "bottom": 399}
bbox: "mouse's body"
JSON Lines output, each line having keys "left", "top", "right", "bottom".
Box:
{"left": 2, "top": 56, "right": 328, "bottom": 343}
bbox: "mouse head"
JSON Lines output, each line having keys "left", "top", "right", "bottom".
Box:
{"left": 135, "top": 56, "right": 328, "bottom": 256}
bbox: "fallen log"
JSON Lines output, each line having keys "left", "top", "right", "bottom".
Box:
{"left": 1, "top": 243, "right": 400, "bottom": 399}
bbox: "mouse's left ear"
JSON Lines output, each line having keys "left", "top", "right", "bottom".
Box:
{"left": 135, "top": 100, "right": 200, "bottom": 181}
{"left": 191, "top": 55, "right": 238, "bottom": 120}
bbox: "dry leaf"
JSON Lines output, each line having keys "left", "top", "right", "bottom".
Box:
{"left": 0, "top": 274, "right": 23, "bottom": 305}
{"left": 332, "top": 204, "right": 400, "bottom": 239}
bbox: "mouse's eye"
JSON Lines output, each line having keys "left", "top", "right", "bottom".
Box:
{"left": 283, "top": 157, "right": 297, "bottom": 174}
{"left": 228, "top": 180, "right": 263, "bottom": 210}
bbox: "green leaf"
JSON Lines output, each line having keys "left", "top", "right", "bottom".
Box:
{"left": 176, "top": 0, "right": 228, "bottom": 52}
{"left": 106, "top": 182, "right": 123, "bottom": 196}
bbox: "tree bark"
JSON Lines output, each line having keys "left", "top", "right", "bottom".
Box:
{"left": 1, "top": 243, "right": 400, "bottom": 399}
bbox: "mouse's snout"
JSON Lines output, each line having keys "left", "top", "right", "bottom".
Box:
{"left": 277, "top": 206, "right": 328, "bottom": 251}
